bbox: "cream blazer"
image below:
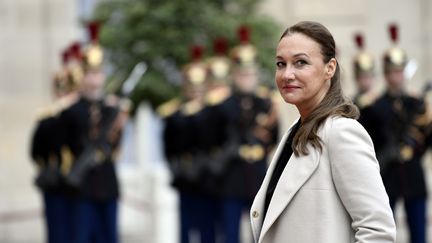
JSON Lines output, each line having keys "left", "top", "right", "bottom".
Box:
{"left": 250, "top": 117, "right": 396, "bottom": 243}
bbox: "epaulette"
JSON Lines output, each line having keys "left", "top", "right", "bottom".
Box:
{"left": 255, "top": 86, "right": 270, "bottom": 99}
{"left": 156, "top": 98, "right": 181, "bottom": 118}
{"left": 34, "top": 94, "right": 79, "bottom": 121}
{"left": 56, "top": 93, "right": 79, "bottom": 111}
{"left": 206, "top": 87, "right": 231, "bottom": 106}
{"left": 356, "top": 91, "right": 377, "bottom": 109}
{"left": 181, "top": 100, "right": 203, "bottom": 116}
{"left": 34, "top": 106, "right": 57, "bottom": 121}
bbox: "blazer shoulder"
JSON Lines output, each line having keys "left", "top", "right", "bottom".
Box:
{"left": 324, "top": 116, "right": 369, "bottom": 140}
{"left": 326, "top": 116, "right": 363, "bottom": 130}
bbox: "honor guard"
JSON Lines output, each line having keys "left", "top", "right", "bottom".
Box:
{"left": 351, "top": 32, "right": 378, "bottom": 126}
{"left": 352, "top": 33, "right": 377, "bottom": 110}
{"left": 58, "top": 20, "right": 123, "bottom": 243}
{"left": 160, "top": 45, "right": 219, "bottom": 243}
{"left": 362, "top": 23, "right": 429, "bottom": 243}
{"left": 217, "top": 25, "right": 279, "bottom": 243}
{"left": 30, "top": 44, "right": 81, "bottom": 243}
{"left": 202, "top": 38, "right": 237, "bottom": 177}
{"left": 162, "top": 45, "right": 209, "bottom": 186}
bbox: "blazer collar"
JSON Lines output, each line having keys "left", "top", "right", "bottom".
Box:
{"left": 254, "top": 119, "right": 321, "bottom": 242}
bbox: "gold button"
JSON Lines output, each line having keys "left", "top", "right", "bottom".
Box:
{"left": 252, "top": 211, "right": 259, "bottom": 218}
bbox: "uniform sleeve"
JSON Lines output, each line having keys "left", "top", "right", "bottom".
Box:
{"left": 30, "top": 121, "right": 44, "bottom": 162}
{"left": 57, "top": 107, "right": 79, "bottom": 155}
{"left": 327, "top": 118, "right": 396, "bottom": 243}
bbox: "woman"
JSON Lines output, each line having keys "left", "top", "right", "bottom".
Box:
{"left": 250, "top": 21, "right": 396, "bottom": 243}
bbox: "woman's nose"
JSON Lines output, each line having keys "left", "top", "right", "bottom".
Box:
{"left": 283, "top": 66, "right": 295, "bottom": 80}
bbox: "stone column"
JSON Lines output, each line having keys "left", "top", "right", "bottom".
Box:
{"left": 0, "top": 1, "right": 79, "bottom": 242}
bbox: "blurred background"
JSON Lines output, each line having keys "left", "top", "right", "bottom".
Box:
{"left": 1, "top": 0, "right": 432, "bottom": 242}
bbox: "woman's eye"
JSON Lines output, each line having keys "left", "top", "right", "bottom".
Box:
{"left": 295, "top": 60, "right": 307, "bottom": 66}
{"left": 276, "top": 62, "right": 285, "bottom": 68}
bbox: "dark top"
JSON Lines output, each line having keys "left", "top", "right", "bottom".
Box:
{"left": 263, "top": 119, "right": 301, "bottom": 220}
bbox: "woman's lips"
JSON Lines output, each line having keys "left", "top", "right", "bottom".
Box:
{"left": 282, "top": 84, "right": 300, "bottom": 92}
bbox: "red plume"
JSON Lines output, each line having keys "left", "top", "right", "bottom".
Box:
{"left": 62, "top": 48, "right": 71, "bottom": 65}
{"left": 354, "top": 33, "right": 364, "bottom": 50}
{"left": 87, "top": 21, "right": 101, "bottom": 43}
{"left": 237, "top": 25, "right": 250, "bottom": 44}
{"left": 389, "top": 23, "right": 398, "bottom": 44}
{"left": 214, "top": 38, "right": 228, "bottom": 55}
{"left": 190, "top": 45, "right": 204, "bottom": 61}
{"left": 69, "top": 42, "right": 82, "bottom": 61}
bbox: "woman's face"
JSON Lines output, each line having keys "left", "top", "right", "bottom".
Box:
{"left": 275, "top": 33, "right": 336, "bottom": 114}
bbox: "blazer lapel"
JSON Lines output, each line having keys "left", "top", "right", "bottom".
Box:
{"left": 258, "top": 136, "right": 320, "bottom": 242}
{"left": 250, "top": 126, "right": 292, "bottom": 240}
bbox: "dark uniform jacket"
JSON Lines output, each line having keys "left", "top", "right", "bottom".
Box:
{"left": 217, "top": 90, "right": 279, "bottom": 202}
{"left": 161, "top": 98, "right": 222, "bottom": 196}
{"left": 163, "top": 106, "right": 202, "bottom": 194}
{"left": 360, "top": 92, "right": 428, "bottom": 200}
{"left": 30, "top": 115, "right": 65, "bottom": 192}
{"left": 59, "top": 97, "right": 120, "bottom": 201}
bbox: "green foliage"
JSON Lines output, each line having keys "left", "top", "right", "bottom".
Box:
{"left": 92, "top": 0, "right": 282, "bottom": 112}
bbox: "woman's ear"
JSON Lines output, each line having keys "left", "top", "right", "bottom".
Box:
{"left": 325, "top": 58, "right": 337, "bottom": 79}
